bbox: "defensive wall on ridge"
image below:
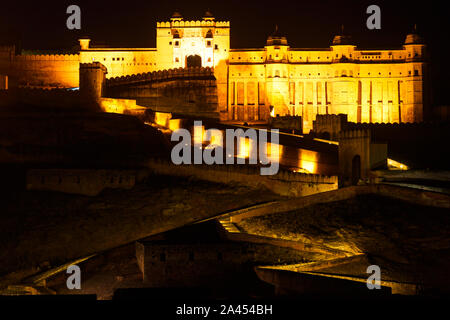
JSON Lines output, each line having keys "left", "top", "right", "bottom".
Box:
{"left": 23, "top": 159, "right": 337, "bottom": 197}
{"left": 26, "top": 169, "right": 150, "bottom": 196}
{"left": 147, "top": 158, "right": 338, "bottom": 197}
{"left": 0, "top": 46, "right": 80, "bottom": 88}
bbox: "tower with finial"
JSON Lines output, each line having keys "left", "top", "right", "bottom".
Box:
{"left": 203, "top": 9, "right": 215, "bottom": 21}
{"left": 170, "top": 10, "right": 183, "bottom": 22}
{"left": 331, "top": 24, "right": 355, "bottom": 62}
{"left": 266, "top": 25, "right": 288, "bottom": 46}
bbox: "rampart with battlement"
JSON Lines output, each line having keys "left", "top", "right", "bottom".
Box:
{"left": 106, "top": 67, "right": 215, "bottom": 87}
{"left": 156, "top": 20, "right": 230, "bottom": 28}
{"left": 313, "top": 114, "right": 349, "bottom": 140}
{"left": 0, "top": 51, "right": 80, "bottom": 88}
{"left": 147, "top": 158, "right": 338, "bottom": 197}
{"left": 268, "top": 115, "right": 302, "bottom": 132}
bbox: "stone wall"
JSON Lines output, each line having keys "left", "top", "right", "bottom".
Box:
{"left": 26, "top": 169, "right": 147, "bottom": 196}
{"left": 104, "top": 67, "right": 219, "bottom": 118}
{"left": 338, "top": 129, "right": 372, "bottom": 186}
{"left": 313, "top": 114, "right": 349, "bottom": 140}
{"left": 0, "top": 51, "right": 80, "bottom": 88}
{"left": 147, "top": 158, "right": 338, "bottom": 197}
{"left": 136, "top": 241, "right": 308, "bottom": 287}
{"left": 268, "top": 115, "right": 302, "bottom": 132}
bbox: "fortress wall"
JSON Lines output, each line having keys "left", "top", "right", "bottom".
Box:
{"left": 105, "top": 66, "right": 215, "bottom": 86}
{"left": 105, "top": 67, "right": 218, "bottom": 117}
{"left": 338, "top": 129, "right": 372, "bottom": 186}
{"left": 14, "top": 87, "right": 81, "bottom": 108}
{"left": 136, "top": 241, "right": 308, "bottom": 286}
{"left": 345, "top": 121, "right": 450, "bottom": 142}
{"left": 10, "top": 54, "right": 80, "bottom": 88}
{"left": 147, "top": 158, "right": 338, "bottom": 197}
{"left": 268, "top": 115, "right": 302, "bottom": 132}
{"left": 313, "top": 114, "right": 349, "bottom": 140}
{"left": 26, "top": 169, "right": 140, "bottom": 196}
{"left": 80, "top": 50, "right": 158, "bottom": 79}
{"left": 313, "top": 114, "right": 449, "bottom": 145}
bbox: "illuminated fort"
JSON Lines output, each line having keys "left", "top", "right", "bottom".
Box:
{"left": 0, "top": 10, "right": 428, "bottom": 133}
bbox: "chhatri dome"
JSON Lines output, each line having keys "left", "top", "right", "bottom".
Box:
{"left": 404, "top": 25, "right": 424, "bottom": 45}
{"left": 266, "top": 25, "right": 288, "bottom": 46}
{"left": 203, "top": 9, "right": 215, "bottom": 20}
{"left": 332, "top": 25, "right": 354, "bottom": 45}
{"left": 170, "top": 10, "right": 183, "bottom": 21}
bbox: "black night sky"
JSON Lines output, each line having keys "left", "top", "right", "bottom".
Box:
{"left": 1, "top": 0, "right": 449, "bottom": 105}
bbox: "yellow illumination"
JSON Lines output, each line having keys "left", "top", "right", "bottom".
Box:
{"left": 387, "top": 158, "right": 409, "bottom": 170}
{"left": 154, "top": 112, "right": 172, "bottom": 127}
{"left": 168, "top": 119, "right": 181, "bottom": 131}
{"left": 193, "top": 125, "right": 205, "bottom": 145}
{"left": 265, "top": 142, "right": 281, "bottom": 163}
{"left": 237, "top": 137, "right": 251, "bottom": 158}
{"left": 208, "top": 130, "right": 223, "bottom": 148}
{"left": 298, "top": 149, "right": 318, "bottom": 173}
{"left": 270, "top": 108, "right": 275, "bottom": 117}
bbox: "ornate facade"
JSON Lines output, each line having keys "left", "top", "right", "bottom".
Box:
{"left": 0, "top": 11, "right": 428, "bottom": 133}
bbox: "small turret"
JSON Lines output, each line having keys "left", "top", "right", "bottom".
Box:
{"left": 203, "top": 9, "right": 215, "bottom": 21}
{"left": 266, "top": 25, "right": 288, "bottom": 46}
{"left": 404, "top": 25, "right": 424, "bottom": 45}
{"left": 78, "top": 37, "right": 91, "bottom": 50}
{"left": 332, "top": 25, "right": 354, "bottom": 46}
{"left": 170, "top": 10, "right": 183, "bottom": 22}
{"left": 403, "top": 25, "right": 425, "bottom": 62}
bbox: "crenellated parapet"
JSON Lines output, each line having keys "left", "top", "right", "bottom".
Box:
{"left": 313, "top": 114, "right": 349, "bottom": 140}
{"left": 79, "top": 61, "right": 108, "bottom": 73}
{"left": 106, "top": 66, "right": 215, "bottom": 87}
{"left": 346, "top": 121, "right": 430, "bottom": 131}
{"left": 338, "top": 128, "right": 371, "bottom": 140}
{"left": 157, "top": 20, "right": 229, "bottom": 28}
{"left": 13, "top": 54, "right": 79, "bottom": 61}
